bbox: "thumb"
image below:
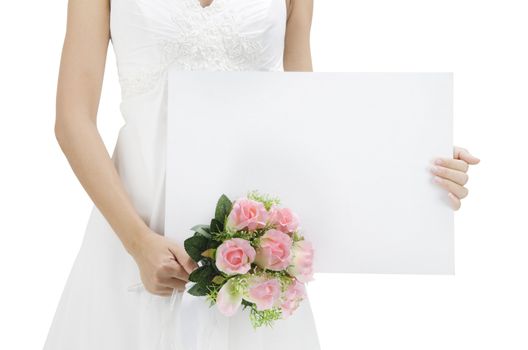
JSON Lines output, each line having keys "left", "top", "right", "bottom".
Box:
{"left": 169, "top": 241, "right": 199, "bottom": 275}
{"left": 454, "top": 147, "right": 480, "bottom": 165}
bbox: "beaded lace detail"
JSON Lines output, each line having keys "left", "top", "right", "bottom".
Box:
{"left": 118, "top": 0, "right": 267, "bottom": 99}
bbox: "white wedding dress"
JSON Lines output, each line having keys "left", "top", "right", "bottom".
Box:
{"left": 43, "top": 0, "right": 321, "bottom": 349}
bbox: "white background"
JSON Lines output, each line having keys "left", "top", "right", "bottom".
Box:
{"left": 0, "top": 0, "right": 526, "bottom": 349}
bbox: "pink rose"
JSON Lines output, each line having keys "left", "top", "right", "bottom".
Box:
{"left": 255, "top": 229, "right": 293, "bottom": 271}
{"left": 268, "top": 206, "right": 300, "bottom": 234}
{"left": 215, "top": 238, "right": 256, "bottom": 275}
{"left": 226, "top": 198, "right": 268, "bottom": 232}
{"left": 280, "top": 279, "right": 306, "bottom": 318}
{"left": 287, "top": 240, "right": 314, "bottom": 282}
{"left": 216, "top": 278, "right": 242, "bottom": 316}
{"left": 245, "top": 277, "right": 281, "bottom": 311}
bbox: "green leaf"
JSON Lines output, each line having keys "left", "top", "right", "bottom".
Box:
{"left": 191, "top": 224, "right": 210, "bottom": 232}
{"left": 187, "top": 283, "right": 209, "bottom": 296}
{"left": 184, "top": 235, "right": 209, "bottom": 262}
{"left": 210, "top": 218, "right": 224, "bottom": 233}
{"left": 214, "top": 194, "right": 232, "bottom": 224}
{"left": 241, "top": 299, "right": 253, "bottom": 308}
{"left": 201, "top": 248, "right": 216, "bottom": 259}
{"left": 212, "top": 275, "right": 226, "bottom": 285}
{"left": 205, "top": 239, "right": 222, "bottom": 252}
{"left": 192, "top": 225, "right": 211, "bottom": 238}
{"left": 189, "top": 264, "right": 216, "bottom": 284}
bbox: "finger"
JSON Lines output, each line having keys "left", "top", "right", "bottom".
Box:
{"left": 157, "top": 290, "right": 173, "bottom": 296}
{"left": 454, "top": 146, "right": 480, "bottom": 165}
{"left": 430, "top": 165, "right": 469, "bottom": 186}
{"left": 448, "top": 192, "right": 461, "bottom": 210}
{"left": 169, "top": 243, "right": 199, "bottom": 275}
{"left": 433, "top": 158, "right": 469, "bottom": 172}
{"left": 433, "top": 176, "right": 469, "bottom": 199}
{"left": 159, "top": 261, "right": 190, "bottom": 281}
{"left": 160, "top": 277, "right": 187, "bottom": 292}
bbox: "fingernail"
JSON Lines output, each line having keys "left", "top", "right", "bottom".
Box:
{"left": 435, "top": 158, "right": 445, "bottom": 165}
{"left": 433, "top": 176, "right": 443, "bottom": 184}
{"left": 430, "top": 165, "right": 439, "bottom": 173}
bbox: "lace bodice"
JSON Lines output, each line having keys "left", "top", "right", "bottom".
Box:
{"left": 109, "top": 0, "right": 287, "bottom": 100}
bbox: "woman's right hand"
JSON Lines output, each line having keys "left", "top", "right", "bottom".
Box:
{"left": 128, "top": 229, "right": 198, "bottom": 296}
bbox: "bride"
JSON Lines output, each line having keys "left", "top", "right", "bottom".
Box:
{"left": 45, "top": 0, "right": 480, "bottom": 349}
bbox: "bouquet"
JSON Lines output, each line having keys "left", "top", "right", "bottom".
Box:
{"left": 183, "top": 190, "right": 315, "bottom": 328}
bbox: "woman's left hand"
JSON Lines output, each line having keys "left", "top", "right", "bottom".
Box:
{"left": 430, "top": 146, "right": 480, "bottom": 210}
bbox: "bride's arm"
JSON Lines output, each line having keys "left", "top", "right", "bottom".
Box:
{"left": 55, "top": 0, "right": 147, "bottom": 257}
{"left": 54, "top": 0, "right": 196, "bottom": 295}
{"left": 283, "top": 0, "right": 313, "bottom": 72}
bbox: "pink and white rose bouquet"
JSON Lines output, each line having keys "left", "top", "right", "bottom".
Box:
{"left": 184, "top": 190, "right": 315, "bottom": 328}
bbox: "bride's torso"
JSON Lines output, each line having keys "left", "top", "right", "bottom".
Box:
{"left": 109, "top": 0, "right": 287, "bottom": 100}
{"left": 108, "top": 0, "right": 287, "bottom": 230}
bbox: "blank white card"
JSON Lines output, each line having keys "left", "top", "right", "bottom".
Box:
{"left": 165, "top": 71, "right": 454, "bottom": 274}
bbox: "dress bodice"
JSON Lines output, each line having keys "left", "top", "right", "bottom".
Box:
{"left": 109, "top": 0, "right": 287, "bottom": 100}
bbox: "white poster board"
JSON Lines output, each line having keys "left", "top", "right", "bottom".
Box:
{"left": 165, "top": 71, "right": 453, "bottom": 274}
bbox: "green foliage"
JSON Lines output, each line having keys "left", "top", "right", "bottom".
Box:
{"left": 191, "top": 224, "right": 210, "bottom": 231}
{"left": 184, "top": 235, "right": 209, "bottom": 262}
{"left": 211, "top": 275, "right": 226, "bottom": 285}
{"left": 214, "top": 194, "right": 232, "bottom": 224}
{"left": 213, "top": 225, "right": 274, "bottom": 243}
{"left": 207, "top": 239, "right": 222, "bottom": 249}
{"left": 241, "top": 299, "right": 253, "bottom": 308}
{"left": 205, "top": 286, "right": 220, "bottom": 305}
{"left": 292, "top": 230, "right": 303, "bottom": 242}
{"left": 188, "top": 283, "right": 209, "bottom": 296}
{"left": 229, "top": 275, "right": 250, "bottom": 295}
{"left": 214, "top": 229, "right": 257, "bottom": 242}
{"left": 247, "top": 190, "right": 281, "bottom": 210}
{"left": 189, "top": 264, "right": 216, "bottom": 285}
{"left": 249, "top": 306, "right": 283, "bottom": 328}
{"left": 190, "top": 224, "right": 211, "bottom": 238}
{"left": 210, "top": 218, "right": 224, "bottom": 233}
{"left": 200, "top": 248, "right": 216, "bottom": 259}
